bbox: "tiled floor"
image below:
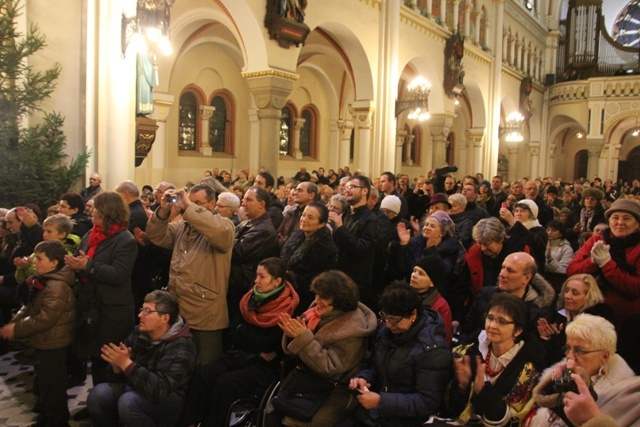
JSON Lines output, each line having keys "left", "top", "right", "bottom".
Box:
{"left": 0, "top": 350, "right": 92, "bottom": 427}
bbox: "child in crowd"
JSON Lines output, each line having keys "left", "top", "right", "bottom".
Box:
{"left": 14, "top": 213, "right": 81, "bottom": 283}
{"left": 0, "top": 240, "right": 76, "bottom": 426}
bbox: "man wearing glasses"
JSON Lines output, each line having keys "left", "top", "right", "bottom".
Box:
{"left": 146, "top": 184, "right": 235, "bottom": 365}
{"left": 329, "top": 176, "right": 379, "bottom": 309}
{"left": 87, "top": 290, "right": 197, "bottom": 427}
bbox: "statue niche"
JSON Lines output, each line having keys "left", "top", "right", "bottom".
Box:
{"left": 265, "top": 0, "right": 311, "bottom": 48}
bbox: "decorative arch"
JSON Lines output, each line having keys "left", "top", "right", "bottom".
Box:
{"left": 178, "top": 85, "right": 206, "bottom": 152}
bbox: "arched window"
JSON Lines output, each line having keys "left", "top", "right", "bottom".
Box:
{"left": 300, "top": 106, "right": 318, "bottom": 158}
{"left": 209, "top": 92, "right": 235, "bottom": 155}
{"left": 178, "top": 92, "right": 198, "bottom": 151}
{"left": 446, "top": 133, "right": 455, "bottom": 166}
{"left": 280, "top": 105, "right": 295, "bottom": 156}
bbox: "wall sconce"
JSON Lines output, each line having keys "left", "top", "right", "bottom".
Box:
{"left": 122, "top": 0, "right": 175, "bottom": 57}
{"left": 499, "top": 112, "right": 525, "bottom": 142}
{"left": 396, "top": 77, "right": 431, "bottom": 121}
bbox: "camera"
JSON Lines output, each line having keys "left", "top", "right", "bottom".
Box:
{"left": 166, "top": 194, "right": 178, "bottom": 204}
{"left": 435, "top": 165, "right": 459, "bottom": 177}
{"left": 553, "top": 369, "right": 577, "bottom": 393}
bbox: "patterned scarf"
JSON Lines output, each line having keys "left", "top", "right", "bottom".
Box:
{"left": 239, "top": 281, "right": 299, "bottom": 328}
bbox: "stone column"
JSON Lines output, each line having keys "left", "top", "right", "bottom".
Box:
{"left": 396, "top": 129, "right": 408, "bottom": 171}
{"left": 147, "top": 93, "right": 174, "bottom": 183}
{"left": 429, "top": 114, "right": 454, "bottom": 169}
{"left": 199, "top": 105, "right": 215, "bottom": 156}
{"left": 404, "top": 134, "right": 416, "bottom": 166}
{"left": 528, "top": 140, "right": 540, "bottom": 178}
{"left": 353, "top": 103, "right": 375, "bottom": 175}
{"left": 410, "top": 0, "right": 418, "bottom": 11}
{"left": 292, "top": 117, "right": 305, "bottom": 160}
{"left": 337, "top": 119, "right": 354, "bottom": 170}
{"left": 328, "top": 119, "right": 341, "bottom": 168}
{"left": 476, "top": 9, "right": 483, "bottom": 45}
{"left": 426, "top": 0, "right": 433, "bottom": 16}
{"left": 464, "top": 2, "right": 472, "bottom": 39}
{"left": 505, "top": 140, "right": 520, "bottom": 182}
{"left": 245, "top": 73, "right": 295, "bottom": 178}
{"left": 585, "top": 138, "right": 604, "bottom": 180}
{"left": 453, "top": 0, "right": 460, "bottom": 30}
{"left": 466, "top": 127, "right": 485, "bottom": 175}
{"left": 440, "top": 0, "right": 447, "bottom": 24}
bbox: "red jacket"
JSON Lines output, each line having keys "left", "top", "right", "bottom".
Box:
{"left": 567, "top": 233, "right": 640, "bottom": 325}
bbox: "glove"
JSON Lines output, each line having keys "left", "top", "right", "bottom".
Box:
{"left": 590, "top": 241, "right": 612, "bottom": 267}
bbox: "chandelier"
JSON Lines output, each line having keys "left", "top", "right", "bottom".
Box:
{"left": 395, "top": 77, "right": 432, "bottom": 121}
{"left": 122, "top": 0, "right": 175, "bottom": 57}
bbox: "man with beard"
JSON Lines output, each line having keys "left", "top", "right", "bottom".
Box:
{"left": 329, "top": 176, "right": 379, "bottom": 308}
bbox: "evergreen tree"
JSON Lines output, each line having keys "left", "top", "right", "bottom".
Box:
{"left": 0, "top": 0, "right": 88, "bottom": 210}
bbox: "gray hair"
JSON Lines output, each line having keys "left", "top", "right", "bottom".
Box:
{"left": 217, "top": 191, "right": 240, "bottom": 210}
{"left": 448, "top": 193, "right": 467, "bottom": 209}
{"left": 566, "top": 314, "right": 617, "bottom": 356}
{"left": 115, "top": 181, "right": 140, "bottom": 198}
{"left": 472, "top": 217, "right": 506, "bottom": 243}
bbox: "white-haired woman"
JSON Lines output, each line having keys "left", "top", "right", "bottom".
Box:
{"left": 530, "top": 314, "right": 636, "bottom": 427}
{"left": 215, "top": 191, "right": 241, "bottom": 226}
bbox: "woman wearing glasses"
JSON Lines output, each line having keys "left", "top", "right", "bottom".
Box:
{"left": 349, "top": 283, "right": 452, "bottom": 426}
{"left": 443, "top": 293, "right": 543, "bottom": 426}
{"left": 529, "top": 314, "right": 635, "bottom": 427}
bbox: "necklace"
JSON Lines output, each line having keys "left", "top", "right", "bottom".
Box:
{"left": 484, "top": 347, "right": 505, "bottom": 377}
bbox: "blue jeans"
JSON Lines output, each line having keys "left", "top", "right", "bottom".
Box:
{"left": 87, "top": 382, "right": 184, "bottom": 427}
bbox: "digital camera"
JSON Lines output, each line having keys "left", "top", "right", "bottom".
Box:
{"left": 553, "top": 369, "right": 577, "bottom": 393}
{"left": 166, "top": 194, "right": 178, "bottom": 203}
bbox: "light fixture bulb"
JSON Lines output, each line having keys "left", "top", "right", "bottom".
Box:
{"left": 633, "top": 129, "right": 639, "bottom": 137}
{"left": 158, "top": 36, "right": 172, "bottom": 55}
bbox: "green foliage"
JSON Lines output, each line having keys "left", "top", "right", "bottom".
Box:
{"left": 0, "top": 0, "right": 88, "bottom": 209}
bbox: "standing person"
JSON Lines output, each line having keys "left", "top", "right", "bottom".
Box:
{"left": 350, "top": 283, "right": 452, "bottom": 426}
{"left": 378, "top": 172, "right": 409, "bottom": 220}
{"left": 0, "top": 240, "right": 76, "bottom": 427}
{"left": 58, "top": 192, "right": 93, "bottom": 238}
{"left": 80, "top": 173, "right": 104, "bottom": 202}
{"left": 87, "top": 290, "right": 197, "bottom": 427}
{"left": 500, "top": 199, "right": 548, "bottom": 274}
{"left": 329, "top": 176, "right": 379, "bottom": 308}
{"left": 146, "top": 184, "right": 234, "bottom": 365}
{"left": 280, "top": 201, "right": 337, "bottom": 314}
{"left": 64, "top": 191, "right": 138, "bottom": 418}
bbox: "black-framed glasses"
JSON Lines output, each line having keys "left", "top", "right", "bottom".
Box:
{"left": 139, "top": 308, "right": 165, "bottom": 317}
{"left": 379, "top": 310, "right": 409, "bottom": 325}
{"left": 485, "top": 313, "right": 515, "bottom": 327}
{"left": 345, "top": 185, "right": 364, "bottom": 191}
{"left": 562, "top": 345, "right": 604, "bottom": 357}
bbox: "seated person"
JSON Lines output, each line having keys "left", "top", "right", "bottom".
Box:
{"left": 350, "top": 283, "right": 452, "bottom": 426}
{"left": 443, "top": 293, "right": 544, "bottom": 426}
{"left": 86, "top": 290, "right": 197, "bottom": 427}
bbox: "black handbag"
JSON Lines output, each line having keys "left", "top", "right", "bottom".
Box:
{"left": 271, "top": 366, "right": 338, "bottom": 421}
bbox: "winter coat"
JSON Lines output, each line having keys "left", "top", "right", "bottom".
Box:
{"left": 280, "top": 227, "right": 337, "bottom": 314}
{"left": 355, "top": 309, "right": 452, "bottom": 427}
{"left": 1, "top": 223, "right": 43, "bottom": 288}
{"left": 13, "top": 265, "right": 76, "bottom": 350}
{"left": 122, "top": 316, "right": 197, "bottom": 403}
{"left": 446, "top": 332, "right": 542, "bottom": 426}
{"left": 507, "top": 221, "right": 548, "bottom": 274}
{"left": 146, "top": 203, "right": 235, "bottom": 331}
{"left": 544, "top": 238, "right": 574, "bottom": 274}
{"left": 76, "top": 228, "right": 137, "bottom": 357}
{"left": 283, "top": 302, "right": 377, "bottom": 381}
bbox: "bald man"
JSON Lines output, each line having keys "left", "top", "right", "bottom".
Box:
{"left": 461, "top": 252, "right": 555, "bottom": 341}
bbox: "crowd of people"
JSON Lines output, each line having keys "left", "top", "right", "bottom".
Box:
{"left": 0, "top": 166, "right": 639, "bottom": 427}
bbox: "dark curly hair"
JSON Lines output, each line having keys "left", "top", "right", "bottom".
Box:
{"left": 310, "top": 270, "right": 359, "bottom": 312}
{"left": 379, "top": 281, "right": 422, "bottom": 316}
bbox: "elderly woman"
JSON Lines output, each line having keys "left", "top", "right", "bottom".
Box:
{"left": 500, "top": 199, "right": 548, "bottom": 274}
{"left": 280, "top": 201, "right": 338, "bottom": 314}
{"left": 182, "top": 258, "right": 299, "bottom": 427}
{"left": 214, "top": 191, "right": 241, "bottom": 226}
{"left": 567, "top": 198, "right": 640, "bottom": 373}
{"left": 444, "top": 293, "right": 543, "bottom": 426}
{"left": 529, "top": 314, "right": 635, "bottom": 427}
{"left": 350, "top": 283, "right": 452, "bottom": 426}
{"left": 265, "top": 271, "right": 377, "bottom": 426}
{"left": 395, "top": 211, "right": 465, "bottom": 312}
{"left": 448, "top": 193, "right": 474, "bottom": 249}
{"left": 327, "top": 194, "right": 348, "bottom": 230}
{"left": 537, "top": 274, "right": 614, "bottom": 365}
{"left": 64, "top": 191, "right": 138, "bottom": 386}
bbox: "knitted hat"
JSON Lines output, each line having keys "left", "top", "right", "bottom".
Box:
{"left": 560, "top": 207, "right": 572, "bottom": 216}
{"left": 605, "top": 198, "right": 640, "bottom": 223}
{"left": 581, "top": 187, "right": 604, "bottom": 202}
{"left": 480, "top": 180, "right": 491, "bottom": 189}
{"left": 515, "top": 199, "right": 539, "bottom": 219}
{"left": 414, "top": 255, "right": 446, "bottom": 285}
{"left": 545, "top": 185, "right": 558, "bottom": 195}
{"left": 427, "top": 193, "right": 452, "bottom": 209}
{"left": 380, "top": 195, "right": 401, "bottom": 215}
{"left": 427, "top": 210, "right": 455, "bottom": 238}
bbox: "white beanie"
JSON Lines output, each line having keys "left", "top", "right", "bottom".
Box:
{"left": 381, "top": 195, "right": 401, "bottom": 215}
{"left": 516, "top": 199, "right": 539, "bottom": 219}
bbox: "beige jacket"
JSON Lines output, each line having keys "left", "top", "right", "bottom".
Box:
{"left": 147, "top": 204, "right": 234, "bottom": 331}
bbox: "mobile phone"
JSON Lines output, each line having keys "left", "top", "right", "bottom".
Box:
{"left": 501, "top": 202, "right": 508, "bottom": 209}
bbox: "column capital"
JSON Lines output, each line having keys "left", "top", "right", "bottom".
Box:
{"left": 148, "top": 92, "right": 175, "bottom": 122}
{"left": 429, "top": 113, "right": 456, "bottom": 137}
{"left": 200, "top": 105, "right": 215, "bottom": 120}
{"left": 245, "top": 73, "right": 294, "bottom": 110}
{"left": 465, "top": 127, "right": 485, "bottom": 147}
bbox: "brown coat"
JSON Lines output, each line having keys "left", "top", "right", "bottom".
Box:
{"left": 13, "top": 265, "right": 76, "bottom": 350}
{"left": 146, "top": 204, "right": 235, "bottom": 331}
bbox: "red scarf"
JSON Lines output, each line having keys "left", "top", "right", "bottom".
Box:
{"left": 240, "top": 281, "right": 299, "bottom": 328}
{"left": 86, "top": 224, "right": 126, "bottom": 259}
{"left": 302, "top": 306, "right": 322, "bottom": 332}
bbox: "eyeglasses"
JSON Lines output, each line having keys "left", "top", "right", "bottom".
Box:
{"left": 139, "top": 308, "right": 165, "bottom": 316}
{"left": 485, "top": 313, "right": 515, "bottom": 327}
{"left": 345, "top": 185, "right": 364, "bottom": 191}
{"left": 562, "top": 345, "right": 604, "bottom": 357}
{"left": 216, "top": 205, "right": 233, "bottom": 209}
{"left": 379, "top": 311, "right": 408, "bottom": 325}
